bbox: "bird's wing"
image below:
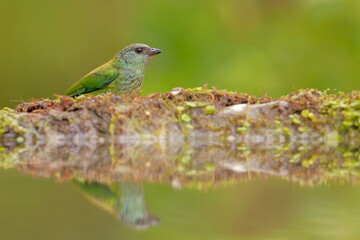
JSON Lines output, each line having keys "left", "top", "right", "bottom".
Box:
{"left": 66, "top": 63, "right": 119, "bottom": 97}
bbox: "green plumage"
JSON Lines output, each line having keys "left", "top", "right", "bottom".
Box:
{"left": 66, "top": 43, "right": 161, "bottom": 97}
{"left": 66, "top": 60, "right": 120, "bottom": 96}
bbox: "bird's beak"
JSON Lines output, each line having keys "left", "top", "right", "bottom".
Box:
{"left": 148, "top": 48, "right": 162, "bottom": 56}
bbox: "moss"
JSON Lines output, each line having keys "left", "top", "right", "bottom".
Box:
{"left": 289, "top": 114, "right": 301, "bottom": 125}
{"left": 177, "top": 106, "right": 185, "bottom": 112}
{"left": 289, "top": 153, "right": 301, "bottom": 163}
{"left": 242, "top": 121, "right": 250, "bottom": 128}
{"left": 181, "top": 155, "right": 191, "bottom": 164}
{"left": 204, "top": 162, "right": 215, "bottom": 172}
{"left": 203, "top": 105, "right": 215, "bottom": 115}
{"left": 301, "top": 157, "right": 316, "bottom": 168}
{"left": 237, "top": 145, "right": 248, "bottom": 151}
{"left": 236, "top": 127, "right": 248, "bottom": 133}
{"left": 298, "top": 127, "right": 306, "bottom": 133}
{"left": 0, "top": 87, "right": 359, "bottom": 187}
{"left": 185, "top": 101, "right": 207, "bottom": 108}
{"left": 236, "top": 121, "right": 251, "bottom": 134}
{"left": 301, "top": 110, "right": 316, "bottom": 121}
{"left": 180, "top": 113, "right": 191, "bottom": 123}
{"left": 16, "top": 136, "right": 25, "bottom": 144}
{"left": 0, "top": 111, "right": 28, "bottom": 137}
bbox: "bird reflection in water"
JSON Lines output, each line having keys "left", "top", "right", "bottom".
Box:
{"left": 72, "top": 180, "right": 159, "bottom": 230}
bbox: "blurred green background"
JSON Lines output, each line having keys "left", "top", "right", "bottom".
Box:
{"left": 1, "top": 0, "right": 360, "bottom": 108}
{"left": 1, "top": 0, "right": 360, "bottom": 239}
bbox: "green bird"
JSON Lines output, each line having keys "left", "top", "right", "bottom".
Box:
{"left": 65, "top": 43, "right": 162, "bottom": 97}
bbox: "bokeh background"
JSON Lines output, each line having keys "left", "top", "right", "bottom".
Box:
{"left": 1, "top": 0, "right": 360, "bottom": 239}
{"left": 1, "top": 0, "right": 360, "bottom": 108}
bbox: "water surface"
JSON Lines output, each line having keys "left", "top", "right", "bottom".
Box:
{"left": 0, "top": 134, "right": 359, "bottom": 240}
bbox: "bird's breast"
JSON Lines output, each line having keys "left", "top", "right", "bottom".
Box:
{"left": 110, "top": 69, "right": 144, "bottom": 95}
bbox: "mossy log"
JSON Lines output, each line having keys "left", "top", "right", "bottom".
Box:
{"left": 1, "top": 87, "right": 359, "bottom": 145}
{"left": 0, "top": 87, "right": 359, "bottom": 186}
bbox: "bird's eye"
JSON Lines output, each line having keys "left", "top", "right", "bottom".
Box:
{"left": 135, "top": 48, "right": 143, "bottom": 54}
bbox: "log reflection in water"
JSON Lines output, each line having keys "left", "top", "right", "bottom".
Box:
{"left": 0, "top": 131, "right": 359, "bottom": 186}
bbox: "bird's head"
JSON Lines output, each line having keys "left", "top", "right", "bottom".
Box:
{"left": 117, "top": 43, "right": 162, "bottom": 66}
